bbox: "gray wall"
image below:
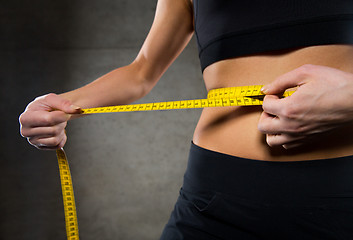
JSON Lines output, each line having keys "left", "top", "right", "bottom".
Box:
{"left": 1, "top": 1, "right": 205, "bottom": 239}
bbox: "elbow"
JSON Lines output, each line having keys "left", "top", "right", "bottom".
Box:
{"left": 137, "top": 72, "right": 156, "bottom": 99}
{"left": 129, "top": 58, "right": 162, "bottom": 99}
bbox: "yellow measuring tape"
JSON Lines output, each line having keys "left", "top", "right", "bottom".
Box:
{"left": 56, "top": 85, "right": 294, "bottom": 239}
{"left": 56, "top": 149, "right": 79, "bottom": 240}
{"left": 80, "top": 85, "right": 293, "bottom": 114}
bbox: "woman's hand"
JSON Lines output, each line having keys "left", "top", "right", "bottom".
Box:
{"left": 19, "top": 93, "right": 82, "bottom": 150}
{"left": 258, "top": 64, "right": 353, "bottom": 149}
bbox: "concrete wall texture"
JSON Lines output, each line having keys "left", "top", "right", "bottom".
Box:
{"left": 1, "top": 1, "right": 205, "bottom": 239}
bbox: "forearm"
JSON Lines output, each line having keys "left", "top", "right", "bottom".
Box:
{"left": 60, "top": 62, "right": 153, "bottom": 109}
{"left": 59, "top": 0, "right": 194, "bottom": 110}
{"left": 19, "top": 0, "right": 194, "bottom": 149}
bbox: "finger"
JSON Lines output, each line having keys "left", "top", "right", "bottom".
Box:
{"left": 29, "top": 93, "right": 81, "bottom": 114}
{"left": 20, "top": 110, "right": 70, "bottom": 128}
{"left": 28, "top": 135, "right": 67, "bottom": 150}
{"left": 258, "top": 111, "right": 283, "bottom": 134}
{"left": 27, "top": 131, "right": 67, "bottom": 149}
{"left": 262, "top": 94, "right": 285, "bottom": 117}
{"left": 259, "top": 107, "right": 304, "bottom": 134}
{"left": 261, "top": 64, "right": 312, "bottom": 94}
{"left": 20, "top": 122, "right": 67, "bottom": 138}
{"left": 31, "top": 135, "right": 67, "bottom": 150}
{"left": 266, "top": 133, "right": 305, "bottom": 147}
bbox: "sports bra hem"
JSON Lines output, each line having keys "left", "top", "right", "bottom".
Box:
{"left": 198, "top": 14, "right": 353, "bottom": 72}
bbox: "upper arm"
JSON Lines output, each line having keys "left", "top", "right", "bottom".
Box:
{"left": 132, "top": 0, "right": 194, "bottom": 89}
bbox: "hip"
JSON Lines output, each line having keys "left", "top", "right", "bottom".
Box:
{"left": 160, "top": 142, "right": 353, "bottom": 239}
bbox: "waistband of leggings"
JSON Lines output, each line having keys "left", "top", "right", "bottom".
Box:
{"left": 183, "top": 142, "right": 353, "bottom": 202}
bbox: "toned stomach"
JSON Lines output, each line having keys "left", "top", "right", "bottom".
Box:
{"left": 193, "top": 44, "right": 353, "bottom": 161}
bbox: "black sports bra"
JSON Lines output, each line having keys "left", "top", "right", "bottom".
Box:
{"left": 193, "top": 0, "right": 353, "bottom": 72}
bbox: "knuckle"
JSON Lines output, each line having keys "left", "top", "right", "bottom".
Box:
{"left": 52, "top": 127, "right": 61, "bottom": 136}
{"left": 19, "top": 123, "right": 27, "bottom": 138}
{"left": 43, "top": 114, "right": 56, "bottom": 126}
{"left": 257, "top": 122, "right": 266, "bottom": 133}
{"left": 296, "top": 64, "right": 317, "bottom": 78}
{"left": 58, "top": 135, "right": 67, "bottom": 148}
{"left": 280, "top": 104, "right": 298, "bottom": 119}
{"left": 44, "top": 93, "right": 71, "bottom": 108}
{"left": 261, "top": 98, "right": 270, "bottom": 111}
{"left": 20, "top": 127, "right": 28, "bottom": 137}
{"left": 52, "top": 124, "right": 66, "bottom": 136}
{"left": 280, "top": 108, "right": 308, "bottom": 134}
{"left": 261, "top": 101, "right": 274, "bottom": 113}
{"left": 46, "top": 127, "right": 57, "bottom": 136}
{"left": 24, "top": 96, "right": 43, "bottom": 111}
{"left": 61, "top": 122, "right": 68, "bottom": 131}
{"left": 42, "top": 93, "right": 57, "bottom": 101}
{"left": 257, "top": 112, "right": 274, "bottom": 133}
{"left": 42, "top": 93, "right": 61, "bottom": 106}
{"left": 280, "top": 107, "right": 291, "bottom": 119}
{"left": 47, "top": 137, "right": 61, "bottom": 147}
{"left": 18, "top": 112, "right": 29, "bottom": 126}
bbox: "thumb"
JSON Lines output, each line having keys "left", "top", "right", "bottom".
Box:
{"left": 35, "top": 93, "right": 82, "bottom": 114}
{"left": 261, "top": 66, "right": 306, "bottom": 95}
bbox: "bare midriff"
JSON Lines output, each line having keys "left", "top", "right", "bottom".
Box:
{"left": 193, "top": 44, "right": 353, "bottom": 161}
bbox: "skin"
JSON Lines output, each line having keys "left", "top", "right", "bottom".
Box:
{"left": 19, "top": 0, "right": 353, "bottom": 161}
{"left": 195, "top": 46, "right": 353, "bottom": 161}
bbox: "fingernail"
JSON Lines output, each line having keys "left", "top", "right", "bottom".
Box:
{"left": 70, "top": 105, "right": 81, "bottom": 110}
{"left": 260, "top": 86, "right": 268, "bottom": 94}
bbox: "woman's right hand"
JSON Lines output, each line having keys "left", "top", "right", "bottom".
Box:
{"left": 19, "top": 93, "right": 82, "bottom": 150}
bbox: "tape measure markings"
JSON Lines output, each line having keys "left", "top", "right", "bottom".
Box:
{"left": 55, "top": 85, "right": 295, "bottom": 240}
{"left": 81, "top": 85, "right": 293, "bottom": 114}
{"left": 57, "top": 149, "right": 79, "bottom": 240}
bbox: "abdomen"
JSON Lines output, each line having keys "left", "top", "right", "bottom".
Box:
{"left": 193, "top": 44, "right": 353, "bottom": 161}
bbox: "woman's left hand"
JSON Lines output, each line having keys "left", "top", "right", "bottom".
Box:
{"left": 258, "top": 64, "right": 353, "bottom": 149}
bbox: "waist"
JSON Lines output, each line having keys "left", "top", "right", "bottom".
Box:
{"left": 193, "top": 44, "right": 353, "bottom": 161}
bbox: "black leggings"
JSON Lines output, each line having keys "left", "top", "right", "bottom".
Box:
{"left": 160, "top": 142, "right": 353, "bottom": 240}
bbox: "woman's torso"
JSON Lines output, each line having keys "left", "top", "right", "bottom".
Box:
{"left": 193, "top": 44, "right": 353, "bottom": 161}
